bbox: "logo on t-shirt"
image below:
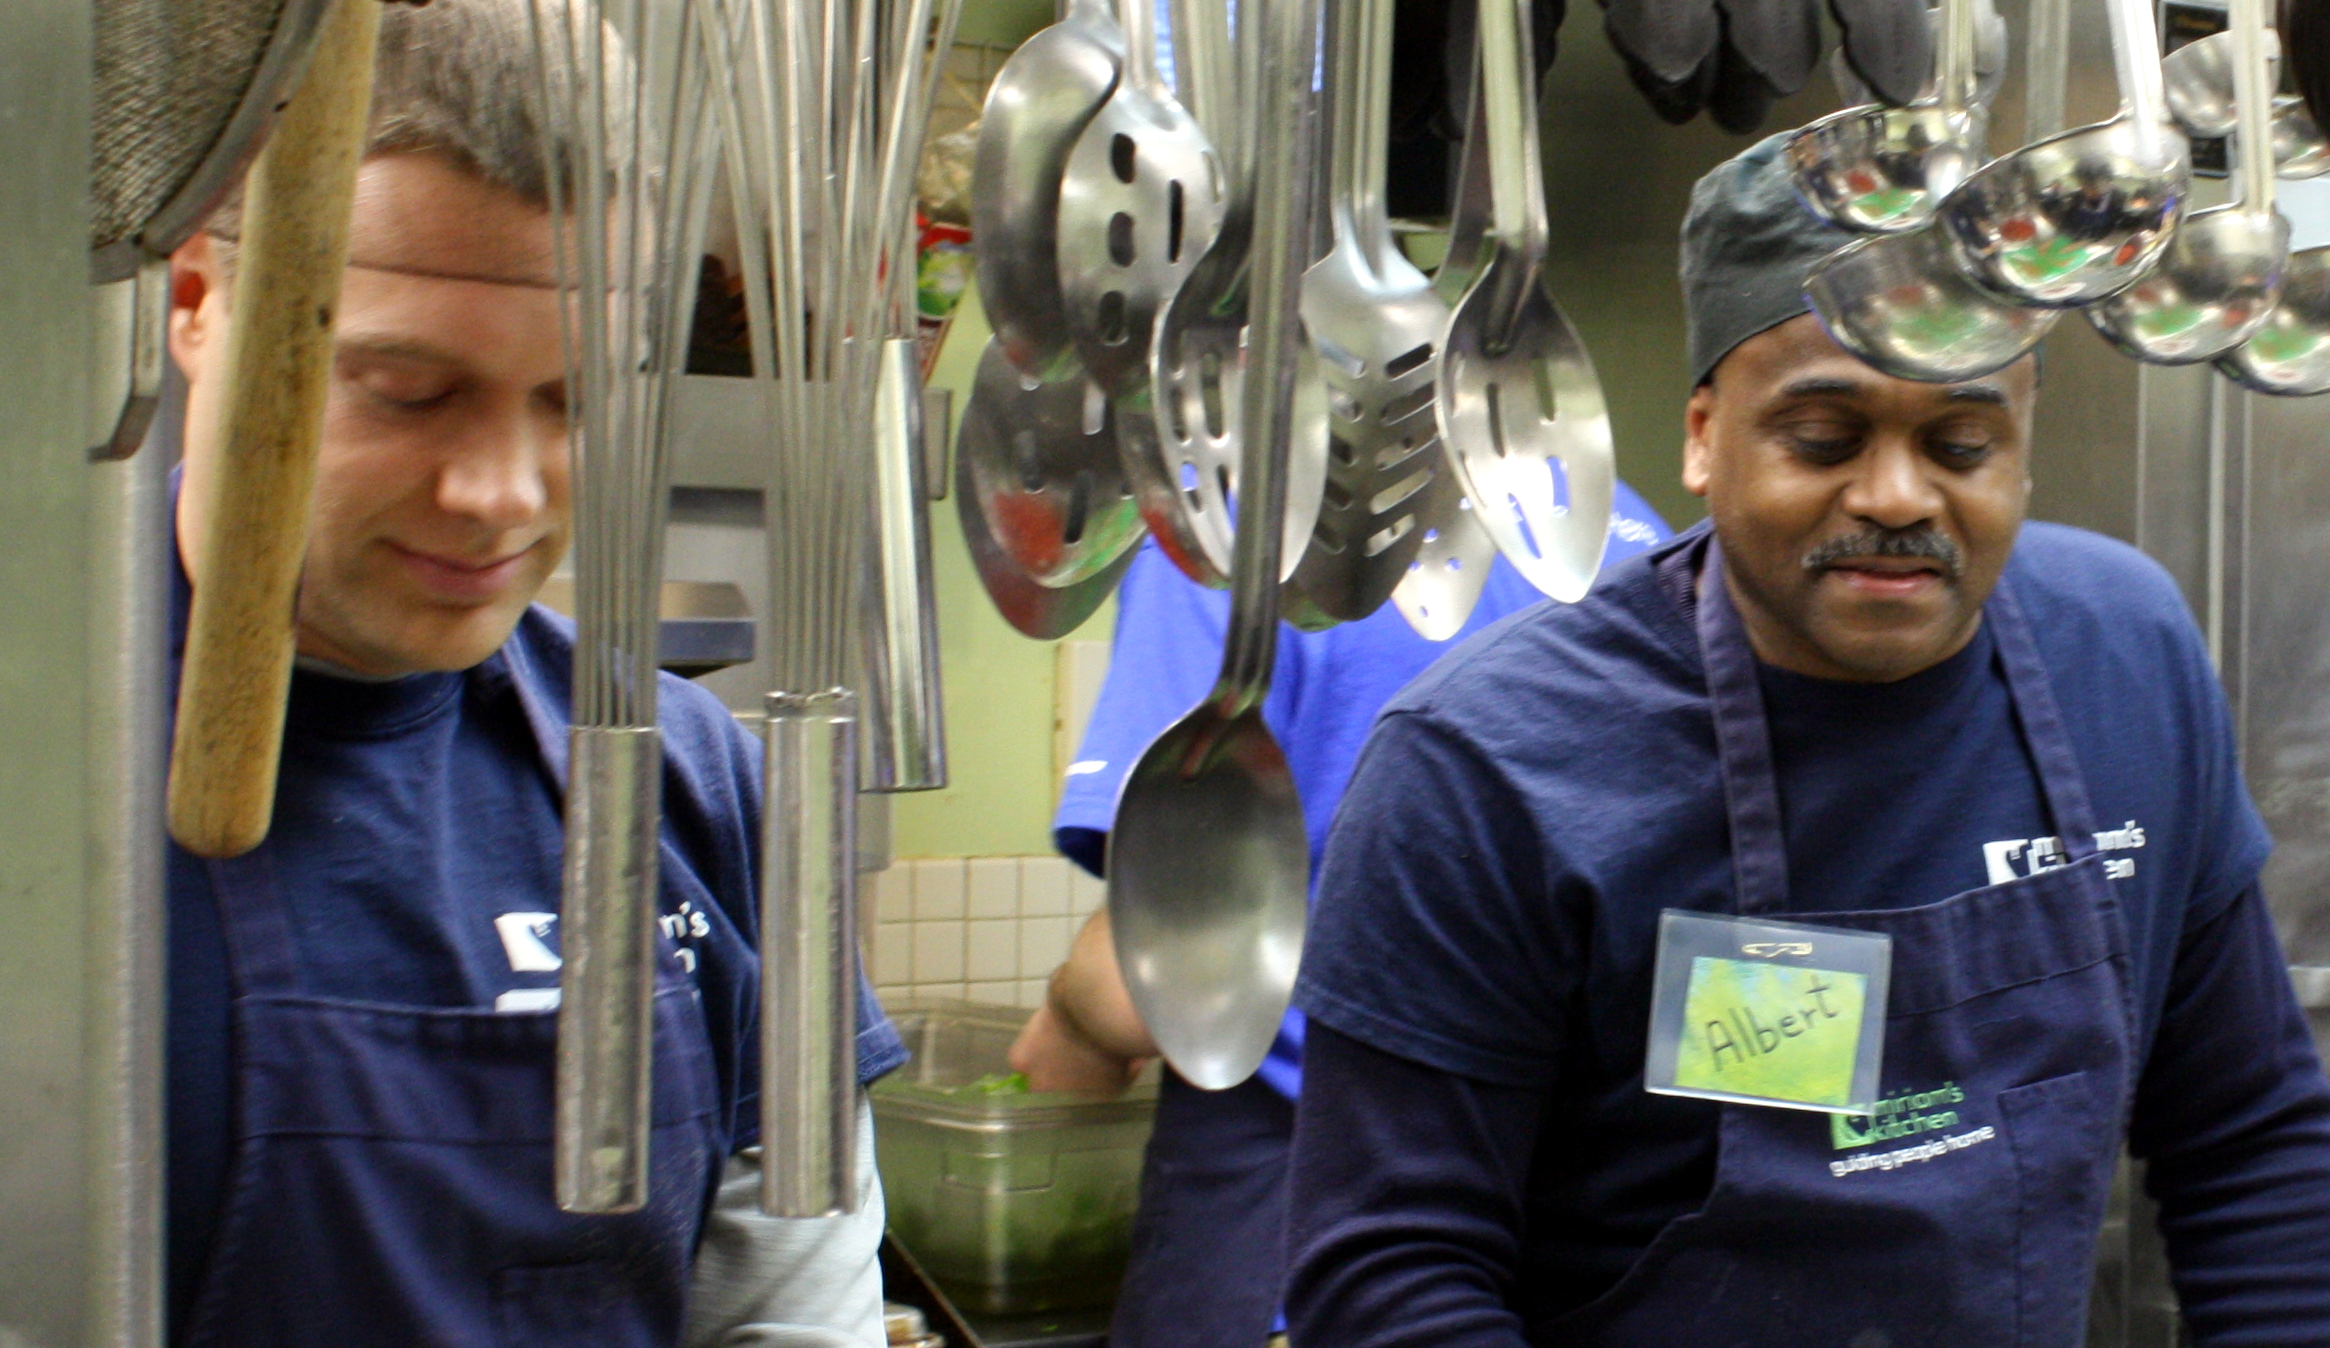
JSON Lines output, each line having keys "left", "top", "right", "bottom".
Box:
{"left": 488, "top": 906, "right": 711, "bottom": 1013}
{"left": 1979, "top": 819, "right": 2145, "bottom": 885}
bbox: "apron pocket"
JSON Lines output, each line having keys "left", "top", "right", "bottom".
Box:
{"left": 496, "top": 1262, "right": 657, "bottom": 1348}
{"left": 1999, "top": 1071, "right": 2117, "bottom": 1348}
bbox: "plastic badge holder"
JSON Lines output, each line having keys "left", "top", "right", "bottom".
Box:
{"left": 1645, "top": 909, "right": 1892, "bottom": 1115}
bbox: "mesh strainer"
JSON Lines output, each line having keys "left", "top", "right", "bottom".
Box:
{"left": 87, "top": 0, "right": 333, "bottom": 462}
{"left": 92, "top": 0, "right": 333, "bottom": 274}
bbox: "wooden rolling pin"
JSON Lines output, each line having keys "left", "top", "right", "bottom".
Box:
{"left": 168, "top": 0, "right": 383, "bottom": 858}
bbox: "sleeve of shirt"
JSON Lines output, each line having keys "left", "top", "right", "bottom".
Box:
{"left": 683, "top": 1100, "right": 889, "bottom": 1348}
{"left": 2128, "top": 882, "right": 2330, "bottom": 1344}
{"left": 1283, "top": 1022, "right": 1543, "bottom": 1348}
{"left": 1294, "top": 708, "right": 1577, "bottom": 1086}
{"left": 1052, "top": 541, "right": 1232, "bottom": 876}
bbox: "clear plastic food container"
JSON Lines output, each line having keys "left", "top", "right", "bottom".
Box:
{"left": 872, "top": 999, "right": 1159, "bottom": 1314}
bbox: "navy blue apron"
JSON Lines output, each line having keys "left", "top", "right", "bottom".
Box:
{"left": 176, "top": 681, "right": 726, "bottom": 1348}
{"left": 1544, "top": 539, "right": 2137, "bottom": 1346}
{"left": 1109, "top": 1070, "right": 1294, "bottom": 1348}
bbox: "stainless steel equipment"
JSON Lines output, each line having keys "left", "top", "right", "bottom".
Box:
{"left": 1105, "top": 0, "right": 1318, "bottom": 1092}
{"left": 1053, "top": 0, "right": 1224, "bottom": 396}
{"left": 1786, "top": 0, "right": 1985, "bottom": 237}
{"left": 2091, "top": 0, "right": 2287, "bottom": 363}
{"left": 1281, "top": 0, "right": 1444, "bottom": 628}
{"left": 1937, "top": 0, "right": 2189, "bottom": 308}
{"left": 1437, "top": 0, "right": 1616, "bottom": 603}
{"left": 971, "top": 0, "right": 1122, "bottom": 382}
{"left": 1392, "top": 47, "right": 1498, "bottom": 642}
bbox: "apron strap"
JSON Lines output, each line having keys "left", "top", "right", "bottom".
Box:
{"left": 1695, "top": 535, "right": 2103, "bottom": 915}
{"left": 1984, "top": 581, "right": 2102, "bottom": 854}
{"left": 207, "top": 849, "right": 307, "bottom": 996}
{"left": 1695, "top": 536, "right": 1793, "bottom": 917}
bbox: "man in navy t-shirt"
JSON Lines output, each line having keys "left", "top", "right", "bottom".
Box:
{"left": 159, "top": 3, "right": 902, "bottom": 1344}
{"left": 1283, "top": 134, "right": 2330, "bottom": 1345}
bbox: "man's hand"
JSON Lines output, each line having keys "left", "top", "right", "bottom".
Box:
{"left": 1008, "top": 906, "right": 1157, "bottom": 1095}
{"left": 1010, "top": 1000, "right": 1147, "bottom": 1095}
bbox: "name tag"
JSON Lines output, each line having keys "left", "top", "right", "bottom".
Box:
{"left": 1645, "top": 910, "right": 1891, "bottom": 1115}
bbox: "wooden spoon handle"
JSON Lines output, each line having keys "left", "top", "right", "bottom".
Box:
{"left": 167, "top": 0, "right": 381, "bottom": 858}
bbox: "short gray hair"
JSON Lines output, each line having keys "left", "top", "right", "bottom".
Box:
{"left": 209, "top": 0, "right": 632, "bottom": 236}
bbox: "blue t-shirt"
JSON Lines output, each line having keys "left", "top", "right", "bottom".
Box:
{"left": 1054, "top": 484, "right": 1673, "bottom": 1097}
{"left": 164, "top": 541, "right": 908, "bottom": 1332}
{"left": 1293, "top": 521, "right": 2313, "bottom": 1318}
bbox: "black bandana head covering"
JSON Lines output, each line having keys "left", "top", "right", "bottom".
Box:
{"left": 1678, "top": 130, "right": 1856, "bottom": 387}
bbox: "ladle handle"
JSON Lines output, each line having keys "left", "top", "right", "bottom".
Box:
{"left": 167, "top": 0, "right": 381, "bottom": 858}
{"left": 2233, "top": 0, "right": 2278, "bottom": 208}
{"left": 1937, "top": 0, "right": 1978, "bottom": 114}
{"left": 1479, "top": 0, "right": 1549, "bottom": 265}
{"left": 2105, "top": 0, "right": 2174, "bottom": 163}
{"left": 1219, "top": 0, "right": 1321, "bottom": 706}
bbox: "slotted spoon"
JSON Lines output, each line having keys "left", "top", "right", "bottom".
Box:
{"left": 1280, "top": 0, "right": 1446, "bottom": 627}
{"left": 959, "top": 337, "right": 1144, "bottom": 587}
{"left": 1436, "top": 0, "right": 1615, "bottom": 603}
{"left": 972, "top": 0, "right": 1122, "bottom": 380}
{"left": 1055, "top": 0, "right": 1227, "bottom": 396}
{"left": 1395, "top": 42, "right": 1498, "bottom": 641}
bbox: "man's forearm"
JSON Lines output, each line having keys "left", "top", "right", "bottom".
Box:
{"left": 1049, "top": 907, "right": 1158, "bottom": 1061}
{"left": 2132, "top": 884, "right": 2330, "bottom": 1344}
{"left": 1285, "top": 1023, "right": 1542, "bottom": 1348}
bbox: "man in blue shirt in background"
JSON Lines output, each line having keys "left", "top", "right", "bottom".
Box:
{"left": 161, "top": 3, "right": 902, "bottom": 1342}
{"left": 1011, "top": 486, "right": 1672, "bottom": 1343}
{"left": 1283, "top": 134, "right": 2330, "bottom": 1346}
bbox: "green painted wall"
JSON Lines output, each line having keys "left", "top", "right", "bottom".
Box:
{"left": 890, "top": 286, "right": 1118, "bottom": 858}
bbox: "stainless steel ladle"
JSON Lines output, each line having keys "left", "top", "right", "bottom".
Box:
{"left": 1936, "top": 0, "right": 2190, "bottom": 307}
{"left": 2090, "top": 0, "right": 2288, "bottom": 363}
{"left": 1280, "top": 0, "right": 1446, "bottom": 627}
{"left": 2218, "top": 246, "right": 2330, "bottom": 393}
{"left": 1108, "top": 0, "right": 1318, "bottom": 1090}
{"left": 972, "top": 0, "right": 1123, "bottom": 381}
{"left": 1786, "top": 0, "right": 1985, "bottom": 236}
{"left": 2161, "top": 27, "right": 2330, "bottom": 178}
{"left": 959, "top": 338, "right": 1146, "bottom": 586}
{"left": 1435, "top": 0, "right": 1616, "bottom": 603}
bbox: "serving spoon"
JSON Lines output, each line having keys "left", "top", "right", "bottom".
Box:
{"left": 1108, "top": 0, "right": 1319, "bottom": 1090}
{"left": 1435, "top": 0, "right": 1615, "bottom": 602}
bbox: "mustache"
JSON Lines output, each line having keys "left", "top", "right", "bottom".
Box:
{"left": 1802, "top": 527, "right": 1964, "bottom": 580}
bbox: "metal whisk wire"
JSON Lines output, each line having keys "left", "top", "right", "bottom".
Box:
{"left": 530, "top": 0, "right": 719, "bottom": 1214}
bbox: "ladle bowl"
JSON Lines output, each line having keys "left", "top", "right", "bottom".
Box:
{"left": 2274, "top": 96, "right": 2330, "bottom": 176}
{"left": 1787, "top": 103, "right": 1987, "bottom": 234}
{"left": 958, "top": 340, "right": 1145, "bottom": 587}
{"left": 1936, "top": 116, "right": 2190, "bottom": 307}
{"left": 2165, "top": 29, "right": 2249, "bottom": 136}
{"left": 2218, "top": 245, "right": 2330, "bottom": 394}
{"left": 2088, "top": 205, "right": 2288, "bottom": 362}
{"left": 1806, "top": 223, "right": 2060, "bottom": 381}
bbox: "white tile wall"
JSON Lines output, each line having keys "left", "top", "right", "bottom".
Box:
{"left": 872, "top": 855, "right": 1106, "bottom": 1012}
